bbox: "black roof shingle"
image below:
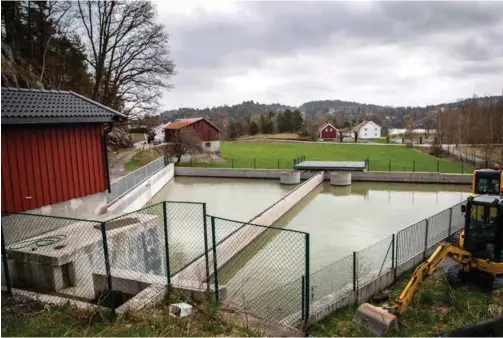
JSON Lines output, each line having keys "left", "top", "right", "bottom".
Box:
{"left": 1, "top": 87, "right": 126, "bottom": 124}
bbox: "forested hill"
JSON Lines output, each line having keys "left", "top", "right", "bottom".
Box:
{"left": 162, "top": 95, "right": 502, "bottom": 128}
{"left": 162, "top": 101, "right": 295, "bottom": 121}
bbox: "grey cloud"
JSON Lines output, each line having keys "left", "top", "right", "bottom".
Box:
{"left": 159, "top": 1, "right": 503, "bottom": 108}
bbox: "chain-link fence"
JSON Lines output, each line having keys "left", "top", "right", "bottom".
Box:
{"left": 1, "top": 203, "right": 309, "bottom": 325}
{"left": 209, "top": 216, "right": 309, "bottom": 323}
{"left": 357, "top": 235, "right": 394, "bottom": 287}
{"left": 0, "top": 197, "right": 467, "bottom": 327}
{"left": 270, "top": 199, "right": 468, "bottom": 326}
{"left": 397, "top": 219, "right": 427, "bottom": 265}
{"left": 1, "top": 213, "right": 106, "bottom": 303}
{"left": 107, "top": 156, "right": 166, "bottom": 204}
{"left": 310, "top": 253, "right": 353, "bottom": 304}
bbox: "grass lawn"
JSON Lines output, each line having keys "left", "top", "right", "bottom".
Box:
{"left": 185, "top": 141, "right": 470, "bottom": 173}
{"left": 311, "top": 270, "right": 503, "bottom": 337}
{"left": 125, "top": 148, "right": 164, "bottom": 172}
{"left": 1, "top": 296, "right": 256, "bottom": 337}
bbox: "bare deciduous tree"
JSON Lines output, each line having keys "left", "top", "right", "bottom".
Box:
{"left": 73, "top": 1, "right": 175, "bottom": 116}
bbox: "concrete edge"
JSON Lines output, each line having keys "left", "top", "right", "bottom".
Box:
{"left": 12, "top": 288, "right": 103, "bottom": 311}
{"left": 174, "top": 167, "right": 471, "bottom": 184}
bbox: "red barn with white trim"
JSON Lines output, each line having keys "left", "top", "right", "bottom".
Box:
{"left": 318, "top": 123, "right": 338, "bottom": 140}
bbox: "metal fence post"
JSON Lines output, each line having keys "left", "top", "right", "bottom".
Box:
{"left": 353, "top": 251, "right": 358, "bottom": 302}
{"left": 100, "top": 222, "right": 114, "bottom": 309}
{"left": 394, "top": 232, "right": 399, "bottom": 280}
{"left": 367, "top": 158, "right": 370, "bottom": 171}
{"left": 163, "top": 201, "right": 171, "bottom": 292}
{"left": 413, "top": 160, "right": 416, "bottom": 172}
{"left": 202, "top": 204, "right": 210, "bottom": 294}
{"left": 424, "top": 218, "right": 430, "bottom": 259}
{"left": 232, "top": 159, "right": 234, "bottom": 169}
{"left": 210, "top": 216, "right": 220, "bottom": 304}
{"left": 448, "top": 207, "right": 453, "bottom": 236}
{"left": 254, "top": 158, "right": 256, "bottom": 169}
{"left": 388, "top": 159, "right": 391, "bottom": 172}
{"left": 277, "top": 158, "right": 280, "bottom": 170}
{"left": 304, "top": 233, "right": 310, "bottom": 323}
{"left": 391, "top": 234, "right": 396, "bottom": 270}
{"left": 461, "top": 163, "right": 464, "bottom": 174}
{"left": 1, "top": 228, "right": 12, "bottom": 296}
{"left": 301, "top": 275, "right": 305, "bottom": 321}
{"left": 437, "top": 160, "right": 440, "bottom": 173}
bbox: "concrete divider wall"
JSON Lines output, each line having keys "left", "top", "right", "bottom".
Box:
{"left": 172, "top": 172, "right": 324, "bottom": 284}
{"left": 249, "top": 171, "right": 325, "bottom": 225}
{"left": 108, "top": 163, "right": 174, "bottom": 214}
{"left": 175, "top": 167, "right": 471, "bottom": 184}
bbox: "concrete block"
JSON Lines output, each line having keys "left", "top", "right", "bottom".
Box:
{"left": 330, "top": 172, "right": 351, "bottom": 186}
{"left": 169, "top": 303, "right": 193, "bottom": 317}
{"left": 280, "top": 171, "right": 301, "bottom": 184}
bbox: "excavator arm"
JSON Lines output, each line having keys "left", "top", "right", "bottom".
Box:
{"left": 393, "top": 243, "right": 472, "bottom": 314}
{"left": 353, "top": 243, "right": 472, "bottom": 335}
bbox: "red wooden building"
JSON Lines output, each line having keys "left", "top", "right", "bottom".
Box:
{"left": 318, "top": 122, "right": 338, "bottom": 140}
{"left": 164, "top": 118, "right": 221, "bottom": 152}
{"left": 1, "top": 87, "right": 126, "bottom": 214}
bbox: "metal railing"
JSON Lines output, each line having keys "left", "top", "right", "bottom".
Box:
{"left": 107, "top": 156, "right": 166, "bottom": 204}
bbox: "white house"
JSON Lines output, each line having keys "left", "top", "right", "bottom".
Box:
{"left": 351, "top": 120, "right": 382, "bottom": 139}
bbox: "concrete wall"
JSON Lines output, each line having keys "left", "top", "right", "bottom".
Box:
{"left": 175, "top": 167, "right": 472, "bottom": 184}
{"left": 201, "top": 140, "right": 220, "bottom": 153}
{"left": 249, "top": 171, "right": 324, "bottom": 225}
{"left": 23, "top": 191, "right": 107, "bottom": 219}
{"left": 107, "top": 164, "right": 174, "bottom": 214}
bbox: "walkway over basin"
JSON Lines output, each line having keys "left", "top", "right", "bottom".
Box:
{"left": 294, "top": 160, "right": 367, "bottom": 171}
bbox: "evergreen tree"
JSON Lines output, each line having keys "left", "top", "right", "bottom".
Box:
{"left": 249, "top": 121, "right": 259, "bottom": 135}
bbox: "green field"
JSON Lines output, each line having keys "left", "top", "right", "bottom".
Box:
{"left": 183, "top": 141, "right": 473, "bottom": 173}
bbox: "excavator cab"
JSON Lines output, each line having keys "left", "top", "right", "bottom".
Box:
{"left": 472, "top": 167, "right": 503, "bottom": 196}
{"left": 463, "top": 195, "right": 503, "bottom": 263}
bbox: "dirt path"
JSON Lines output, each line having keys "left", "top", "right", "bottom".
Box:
{"left": 107, "top": 142, "right": 145, "bottom": 181}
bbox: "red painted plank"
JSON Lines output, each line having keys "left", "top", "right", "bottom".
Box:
{"left": 74, "top": 126, "right": 86, "bottom": 197}
{"left": 68, "top": 126, "right": 80, "bottom": 198}
{"left": 97, "top": 125, "right": 106, "bottom": 190}
{"left": 63, "top": 127, "right": 75, "bottom": 199}
{"left": 79, "top": 126, "right": 90, "bottom": 195}
{"left": 22, "top": 129, "right": 37, "bottom": 210}
{"left": 29, "top": 128, "right": 44, "bottom": 209}
{"left": 2, "top": 133, "right": 15, "bottom": 213}
{"left": 44, "top": 128, "right": 57, "bottom": 204}
{"left": 86, "top": 125, "right": 96, "bottom": 193}
{"left": 56, "top": 127, "right": 69, "bottom": 201}
{"left": 93, "top": 125, "right": 105, "bottom": 192}
{"left": 35, "top": 128, "right": 50, "bottom": 209}
{"left": 50, "top": 127, "right": 63, "bottom": 202}
{"left": 13, "top": 131, "right": 30, "bottom": 211}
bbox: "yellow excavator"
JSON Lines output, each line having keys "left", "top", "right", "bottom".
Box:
{"left": 354, "top": 194, "right": 503, "bottom": 335}
{"left": 472, "top": 165, "right": 503, "bottom": 196}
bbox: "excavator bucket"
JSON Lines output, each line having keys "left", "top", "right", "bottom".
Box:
{"left": 353, "top": 303, "right": 398, "bottom": 336}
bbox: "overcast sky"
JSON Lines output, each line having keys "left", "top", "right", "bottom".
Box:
{"left": 156, "top": 1, "right": 503, "bottom": 110}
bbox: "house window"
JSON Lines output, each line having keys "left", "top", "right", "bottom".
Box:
{"left": 364, "top": 133, "right": 367, "bottom": 137}
{"left": 328, "top": 127, "right": 332, "bottom": 132}
{"left": 364, "top": 128, "right": 367, "bottom": 131}
{"left": 205, "top": 142, "right": 211, "bottom": 147}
